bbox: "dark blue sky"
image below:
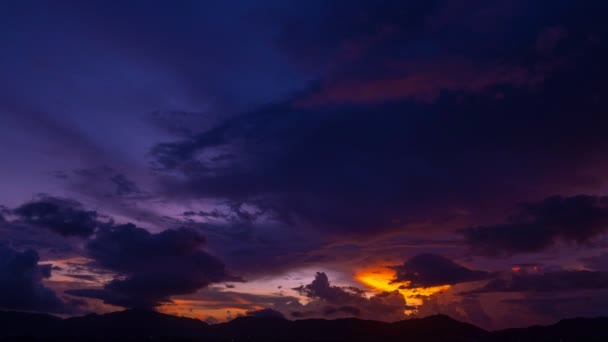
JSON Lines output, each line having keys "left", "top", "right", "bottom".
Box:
{"left": 1, "top": 0, "right": 608, "bottom": 329}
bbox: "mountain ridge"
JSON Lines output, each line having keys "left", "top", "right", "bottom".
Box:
{"left": 0, "top": 309, "right": 606, "bottom": 341}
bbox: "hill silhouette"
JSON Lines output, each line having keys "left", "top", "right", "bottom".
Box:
{"left": 488, "top": 317, "right": 608, "bottom": 341}
{"left": 0, "top": 309, "right": 606, "bottom": 341}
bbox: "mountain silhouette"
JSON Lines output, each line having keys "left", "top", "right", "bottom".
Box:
{"left": 0, "top": 309, "right": 606, "bottom": 341}
{"left": 61, "top": 308, "right": 209, "bottom": 338}
{"left": 488, "top": 317, "right": 608, "bottom": 341}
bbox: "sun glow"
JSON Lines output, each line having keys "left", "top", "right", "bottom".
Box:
{"left": 355, "top": 267, "right": 450, "bottom": 313}
{"left": 157, "top": 299, "right": 249, "bottom": 321}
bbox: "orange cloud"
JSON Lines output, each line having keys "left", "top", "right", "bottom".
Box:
{"left": 355, "top": 266, "right": 450, "bottom": 311}
{"left": 157, "top": 299, "right": 249, "bottom": 322}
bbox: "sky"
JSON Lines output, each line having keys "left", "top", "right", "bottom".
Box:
{"left": 1, "top": 0, "right": 608, "bottom": 330}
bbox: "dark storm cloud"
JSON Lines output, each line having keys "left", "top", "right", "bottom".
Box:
{"left": 0, "top": 217, "right": 83, "bottom": 261}
{"left": 466, "top": 270, "right": 608, "bottom": 294}
{"left": 0, "top": 244, "right": 67, "bottom": 313}
{"left": 287, "top": 0, "right": 579, "bottom": 106}
{"left": 13, "top": 196, "right": 101, "bottom": 237}
{"left": 462, "top": 195, "right": 608, "bottom": 256}
{"left": 68, "top": 224, "right": 240, "bottom": 308}
{"left": 392, "top": 254, "right": 491, "bottom": 288}
{"left": 292, "top": 272, "right": 413, "bottom": 321}
{"left": 150, "top": 1, "right": 608, "bottom": 236}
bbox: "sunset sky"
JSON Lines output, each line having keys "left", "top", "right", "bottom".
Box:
{"left": 2, "top": 0, "right": 608, "bottom": 330}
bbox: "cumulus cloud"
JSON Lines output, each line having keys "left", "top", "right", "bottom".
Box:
{"left": 292, "top": 272, "right": 413, "bottom": 321}
{"left": 12, "top": 196, "right": 101, "bottom": 237}
{"left": 462, "top": 195, "right": 608, "bottom": 256}
{"left": 391, "top": 254, "right": 491, "bottom": 287}
{"left": 0, "top": 244, "right": 68, "bottom": 312}
{"left": 294, "top": 272, "right": 362, "bottom": 304}
{"left": 67, "top": 224, "right": 240, "bottom": 308}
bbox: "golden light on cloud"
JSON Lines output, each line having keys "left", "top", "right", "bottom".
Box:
{"left": 355, "top": 267, "right": 450, "bottom": 313}
{"left": 157, "top": 299, "right": 249, "bottom": 321}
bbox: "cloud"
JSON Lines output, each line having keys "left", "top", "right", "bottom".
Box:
{"left": 193, "top": 287, "right": 300, "bottom": 311}
{"left": 279, "top": 0, "right": 443, "bottom": 69}
{"left": 299, "top": 60, "right": 544, "bottom": 106}
{"left": 0, "top": 219, "right": 83, "bottom": 261}
{"left": 67, "top": 224, "right": 240, "bottom": 308}
{"left": 582, "top": 254, "right": 608, "bottom": 272}
{"left": 294, "top": 272, "right": 362, "bottom": 304}
{"left": 391, "top": 254, "right": 491, "bottom": 288}
{"left": 462, "top": 195, "right": 608, "bottom": 256}
{"left": 0, "top": 244, "right": 68, "bottom": 312}
{"left": 69, "top": 167, "right": 147, "bottom": 199}
{"left": 0, "top": 205, "right": 8, "bottom": 222}
{"left": 322, "top": 305, "right": 361, "bottom": 317}
{"left": 287, "top": 1, "right": 576, "bottom": 107}
{"left": 292, "top": 272, "right": 414, "bottom": 321}
{"left": 12, "top": 196, "right": 101, "bottom": 237}
{"left": 465, "top": 270, "right": 608, "bottom": 294}
{"left": 150, "top": 17, "right": 608, "bottom": 238}
{"left": 110, "top": 174, "right": 142, "bottom": 196}
{"left": 501, "top": 292, "right": 608, "bottom": 323}
{"left": 413, "top": 291, "right": 494, "bottom": 330}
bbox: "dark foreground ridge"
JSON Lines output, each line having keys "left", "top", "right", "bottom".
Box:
{"left": 0, "top": 309, "right": 606, "bottom": 341}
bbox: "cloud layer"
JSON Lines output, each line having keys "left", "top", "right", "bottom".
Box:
{"left": 462, "top": 195, "right": 608, "bottom": 255}
{"left": 69, "top": 224, "right": 239, "bottom": 308}
{"left": 0, "top": 244, "right": 67, "bottom": 312}
{"left": 13, "top": 196, "right": 101, "bottom": 237}
{"left": 392, "top": 254, "right": 491, "bottom": 288}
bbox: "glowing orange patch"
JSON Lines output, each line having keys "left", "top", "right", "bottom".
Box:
{"left": 355, "top": 267, "right": 450, "bottom": 312}
{"left": 231, "top": 295, "right": 252, "bottom": 305}
{"left": 157, "top": 299, "right": 249, "bottom": 321}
